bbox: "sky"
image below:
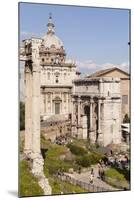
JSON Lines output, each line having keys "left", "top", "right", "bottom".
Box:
{"left": 19, "top": 2, "right": 130, "bottom": 100}
{"left": 19, "top": 2, "right": 130, "bottom": 74}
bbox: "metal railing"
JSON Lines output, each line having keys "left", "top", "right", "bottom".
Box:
{"left": 55, "top": 173, "right": 111, "bottom": 192}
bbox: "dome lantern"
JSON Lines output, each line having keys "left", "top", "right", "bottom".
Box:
{"left": 39, "top": 14, "right": 66, "bottom": 65}
{"left": 47, "top": 13, "right": 55, "bottom": 35}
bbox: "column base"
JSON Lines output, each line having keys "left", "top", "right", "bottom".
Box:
{"left": 31, "top": 153, "right": 52, "bottom": 195}
{"left": 71, "top": 125, "right": 77, "bottom": 137}
{"left": 82, "top": 127, "right": 87, "bottom": 139}
{"left": 97, "top": 130, "right": 103, "bottom": 145}
{"left": 77, "top": 126, "right": 83, "bottom": 139}
{"left": 89, "top": 130, "right": 96, "bottom": 144}
{"left": 31, "top": 153, "right": 44, "bottom": 176}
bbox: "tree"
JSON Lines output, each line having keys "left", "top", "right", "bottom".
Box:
{"left": 20, "top": 101, "right": 25, "bottom": 130}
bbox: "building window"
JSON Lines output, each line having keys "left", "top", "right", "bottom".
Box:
{"left": 64, "top": 73, "right": 66, "bottom": 80}
{"left": 122, "top": 95, "right": 128, "bottom": 104}
{"left": 48, "top": 94, "right": 51, "bottom": 102}
{"left": 55, "top": 103, "right": 60, "bottom": 114}
{"left": 48, "top": 72, "right": 50, "bottom": 80}
{"left": 64, "top": 93, "right": 66, "bottom": 102}
{"left": 56, "top": 75, "right": 59, "bottom": 83}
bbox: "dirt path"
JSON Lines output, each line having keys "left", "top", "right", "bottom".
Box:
{"left": 66, "top": 165, "right": 118, "bottom": 191}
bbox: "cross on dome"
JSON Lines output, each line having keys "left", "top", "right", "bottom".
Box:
{"left": 47, "top": 12, "right": 55, "bottom": 34}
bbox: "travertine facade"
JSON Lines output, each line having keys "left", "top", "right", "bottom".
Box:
{"left": 72, "top": 78, "right": 121, "bottom": 146}
{"left": 20, "top": 15, "right": 122, "bottom": 184}
{"left": 87, "top": 68, "right": 130, "bottom": 121}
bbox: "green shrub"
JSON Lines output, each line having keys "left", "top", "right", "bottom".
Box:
{"left": 19, "top": 160, "right": 43, "bottom": 197}
{"left": 67, "top": 143, "right": 88, "bottom": 156}
{"left": 87, "top": 152, "right": 104, "bottom": 165}
{"left": 75, "top": 152, "right": 103, "bottom": 168}
{"left": 76, "top": 154, "right": 91, "bottom": 167}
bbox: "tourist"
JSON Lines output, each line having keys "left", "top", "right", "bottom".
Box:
{"left": 97, "top": 163, "right": 101, "bottom": 178}
{"left": 101, "top": 167, "right": 105, "bottom": 181}
{"left": 89, "top": 168, "right": 94, "bottom": 184}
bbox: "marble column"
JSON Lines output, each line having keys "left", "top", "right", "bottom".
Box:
{"left": 78, "top": 98, "right": 81, "bottom": 125}
{"left": 24, "top": 62, "right": 32, "bottom": 157}
{"left": 32, "top": 62, "right": 44, "bottom": 176}
{"left": 89, "top": 98, "right": 95, "bottom": 143}
{"left": 89, "top": 99, "right": 93, "bottom": 131}
{"left": 97, "top": 99, "right": 101, "bottom": 134}
{"left": 77, "top": 97, "right": 82, "bottom": 138}
{"left": 97, "top": 99, "right": 102, "bottom": 145}
{"left": 71, "top": 99, "right": 76, "bottom": 136}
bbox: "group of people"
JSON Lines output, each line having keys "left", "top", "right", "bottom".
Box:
{"left": 107, "top": 154, "right": 129, "bottom": 170}
{"left": 54, "top": 133, "right": 71, "bottom": 145}
{"left": 89, "top": 161, "right": 106, "bottom": 184}
{"left": 97, "top": 162, "right": 105, "bottom": 181}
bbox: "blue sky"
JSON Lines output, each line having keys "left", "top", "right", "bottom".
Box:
{"left": 19, "top": 2, "right": 130, "bottom": 74}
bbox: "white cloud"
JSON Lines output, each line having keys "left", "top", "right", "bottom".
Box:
{"left": 77, "top": 59, "right": 129, "bottom": 74}
{"left": 20, "top": 31, "right": 44, "bottom": 38}
{"left": 76, "top": 60, "right": 98, "bottom": 69}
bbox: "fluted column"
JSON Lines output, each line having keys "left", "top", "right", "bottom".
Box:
{"left": 24, "top": 62, "right": 32, "bottom": 157}
{"left": 97, "top": 99, "right": 101, "bottom": 134}
{"left": 31, "top": 61, "right": 44, "bottom": 176}
{"left": 89, "top": 98, "right": 95, "bottom": 143}
{"left": 32, "top": 62, "right": 41, "bottom": 155}
{"left": 71, "top": 100, "right": 75, "bottom": 125}
{"left": 77, "top": 97, "right": 82, "bottom": 138}
{"left": 78, "top": 98, "right": 81, "bottom": 126}
{"left": 71, "top": 99, "right": 76, "bottom": 136}
{"left": 89, "top": 99, "right": 93, "bottom": 131}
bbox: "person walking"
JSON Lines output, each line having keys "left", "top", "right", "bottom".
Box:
{"left": 97, "top": 163, "right": 101, "bottom": 178}
{"left": 89, "top": 168, "right": 94, "bottom": 184}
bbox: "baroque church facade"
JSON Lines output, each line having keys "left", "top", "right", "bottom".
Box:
{"left": 20, "top": 15, "right": 122, "bottom": 148}
{"left": 39, "top": 15, "right": 77, "bottom": 119}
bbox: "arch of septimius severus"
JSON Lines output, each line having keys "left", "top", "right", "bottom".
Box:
{"left": 20, "top": 15, "right": 122, "bottom": 193}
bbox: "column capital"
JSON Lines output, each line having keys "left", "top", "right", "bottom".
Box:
{"left": 90, "top": 98, "right": 94, "bottom": 104}
{"left": 98, "top": 98, "right": 102, "bottom": 104}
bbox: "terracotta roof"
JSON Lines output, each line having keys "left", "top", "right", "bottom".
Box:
{"left": 87, "top": 67, "right": 129, "bottom": 78}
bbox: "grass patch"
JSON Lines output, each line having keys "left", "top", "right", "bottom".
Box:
{"left": 49, "top": 176, "right": 87, "bottom": 194}
{"left": 44, "top": 144, "right": 72, "bottom": 176}
{"left": 19, "top": 160, "right": 44, "bottom": 197}
{"left": 114, "top": 167, "right": 130, "bottom": 181}
{"left": 42, "top": 138, "right": 87, "bottom": 194}
{"left": 105, "top": 168, "right": 129, "bottom": 189}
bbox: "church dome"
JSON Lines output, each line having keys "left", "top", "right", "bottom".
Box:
{"left": 43, "top": 33, "right": 64, "bottom": 49}
{"left": 42, "top": 14, "right": 64, "bottom": 50}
